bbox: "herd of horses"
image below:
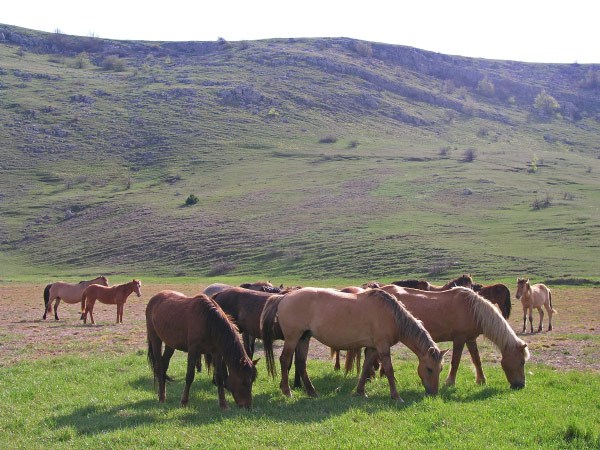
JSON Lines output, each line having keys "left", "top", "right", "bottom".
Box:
{"left": 41, "top": 274, "right": 556, "bottom": 410}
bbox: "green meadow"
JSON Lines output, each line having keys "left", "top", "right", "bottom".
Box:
{"left": 1, "top": 353, "right": 598, "bottom": 449}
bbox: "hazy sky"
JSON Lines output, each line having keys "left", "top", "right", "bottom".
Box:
{"left": 2, "top": 0, "right": 598, "bottom": 63}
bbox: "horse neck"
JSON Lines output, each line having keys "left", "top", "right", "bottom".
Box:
{"left": 466, "top": 290, "right": 520, "bottom": 352}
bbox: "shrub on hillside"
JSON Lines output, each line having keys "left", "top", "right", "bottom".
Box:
{"left": 319, "top": 135, "right": 337, "bottom": 144}
{"left": 534, "top": 89, "right": 560, "bottom": 118}
{"left": 185, "top": 194, "right": 199, "bottom": 206}
{"left": 354, "top": 41, "right": 373, "bottom": 58}
{"left": 101, "top": 55, "right": 125, "bottom": 72}
{"left": 461, "top": 148, "right": 477, "bottom": 162}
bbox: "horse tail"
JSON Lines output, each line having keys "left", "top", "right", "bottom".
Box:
{"left": 147, "top": 334, "right": 157, "bottom": 383}
{"left": 344, "top": 349, "right": 362, "bottom": 375}
{"left": 43, "top": 284, "right": 51, "bottom": 307}
{"left": 549, "top": 290, "right": 557, "bottom": 314}
{"left": 260, "top": 294, "right": 284, "bottom": 378}
{"left": 80, "top": 290, "right": 87, "bottom": 320}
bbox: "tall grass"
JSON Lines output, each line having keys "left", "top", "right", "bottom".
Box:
{"left": 0, "top": 352, "right": 598, "bottom": 449}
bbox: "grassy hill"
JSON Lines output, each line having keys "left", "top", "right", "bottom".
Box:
{"left": 1, "top": 24, "right": 599, "bottom": 283}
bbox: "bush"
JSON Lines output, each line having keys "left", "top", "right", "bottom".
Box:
{"left": 185, "top": 194, "right": 199, "bottom": 206}
{"left": 354, "top": 41, "right": 373, "bottom": 58}
{"left": 461, "top": 148, "right": 477, "bottom": 162}
{"left": 534, "top": 89, "right": 560, "bottom": 118}
{"left": 476, "top": 77, "right": 495, "bottom": 97}
{"left": 101, "top": 55, "right": 125, "bottom": 72}
{"left": 319, "top": 135, "right": 337, "bottom": 144}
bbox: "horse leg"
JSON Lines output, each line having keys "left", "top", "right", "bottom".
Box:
{"left": 162, "top": 346, "right": 176, "bottom": 381}
{"left": 446, "top": 340, "right": 465, "bottom": 386}
{"left": 536, "top": 306, "right": 544, "bottom": 332}
{"left": 295, "top": 336, "right": 317, "bottom": 397}
{"left": 377, "top": 348, "right": 402, "bottom": 401}
{"left": 528, "top": 306, "right": 534, "bottom": 333}
{"left": 53, "top": 298, "right": 60, "bottom": 320}
{"left": 521, "top": 305, "right": 527, "bottom": 333}
{"left": 242, "top": 332, "right": 254, "bottom": 358}
{"left": 466, "top": 339, "right": 486, "bottom": 385}
{"left": 180, "top": 351, "right": 199, "bottom": 407}
{"left": 87, "top": 299, "right": 96, "bottom": 325}
{"left": 212, "top": 353, "right": 230, "bottom": 410}
{"left": 333, "top": 350, "right": 341, "bottom": 371}
{"left": 355, "top": 347, "right": 378, "bottom": 397}
{"left": 279, "top": 339, "right": 298, "bottom": 397}
{"left": 148, "top": 334, "right": 167, "bottom": 402}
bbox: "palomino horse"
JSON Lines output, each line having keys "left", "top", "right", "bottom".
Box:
{"left": 80, "top": 279, "right": 142, "bottom": 324}
{"left": 43, "top": 276, "right": 108, "bottom": 320}
{"left": 392, "top": 274, "right": 473, "bottom": 291}
{"left": 261, "top": 287, "right": 447, "bottom": 401}
{"left": 146, "top": 290, "right": 257, "bottom": 409}
{"left": 202, "top": 281, "right": 280, "bottom": 298}
{"left": 515, "top": 278, "right": 556, "bottom": 333}
{"left": 380, "top": 285, "right": 529, "bottom": 388}
{"left": 472, "top": 283, "right": 512, "bottom": 319}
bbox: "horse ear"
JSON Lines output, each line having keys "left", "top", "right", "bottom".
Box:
{"left": 440, "top": 349, "right": 449, "bottom": 358}
{"left": 427, "top": 347, "right": 437, "bottom": 357}
{"left": 252, "top": 358, "right": 260, "bottom": 366}
{"left": 519, "top": 343, "right": 528, "bottom": 350}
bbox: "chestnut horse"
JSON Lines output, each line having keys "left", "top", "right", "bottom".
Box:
{"left": 515, "top": 278, "right": 556, "bottom": 333}
{"left": 146, "top": 290, "right": 257, "bottom": 409}
{"left": 380, "top": 285, "right": 529, "bottom": 388}
{"left": 472, "top": 283, "right": 512, "bottom": 319}
{"left": 203, "top": 281, "right": 280, "bottom": 298}
{"left": 392, "top": 274, "right": 473, "bottom": 291}
{"left": 261, "top": 287, "right": 447, "bottom": 401}
{"left": 43, "top": 276, "right": 108, "bottom": 320}
{"left": 80, "top": 279, "right": 142, "bottom": 324}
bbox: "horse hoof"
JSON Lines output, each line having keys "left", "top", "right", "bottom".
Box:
{"left": 353, "top": 391, "right": 368, "bottom": 398}
{"left": 392, "top": 395, "right": 405, "bottom": 403}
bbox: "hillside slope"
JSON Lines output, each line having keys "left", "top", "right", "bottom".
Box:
{"left": 1, "top": 24, "right": 599, "bottom": 282}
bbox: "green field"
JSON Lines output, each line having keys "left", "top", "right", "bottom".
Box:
{"left": 1, "top": 353, "right": 598, "bottom": 449}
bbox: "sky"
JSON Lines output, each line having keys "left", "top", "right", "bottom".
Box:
{"left": 2, "top": 0, "right": 598, "bottom": 64}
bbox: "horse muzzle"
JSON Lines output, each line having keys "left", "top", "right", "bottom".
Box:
{"left": 510, "top": 381, "right": 525, "bottom": 390}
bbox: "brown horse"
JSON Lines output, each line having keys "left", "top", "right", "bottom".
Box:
{"left": 146, "top": 290, "right": 257, "bottom": 409}
{"left": 80, "top": 279, "right": 142, "bottom": 324}
{"left": 472, "top": 283, "right": 512, "bottom": 319}
{"left": 203, "top": 281, "right": 280, "bottom": 298}
{"left": 380, "top": 285, "right": 529, "bottom": 388}
{"left": 392, "top": 274, "right": 473, "bottom": 291}
{"left": 261, "top": 287, "right": 447, "bottom": 401}
{"left": 516, "top": 278, "right": 556, "bottom": 333}
{"left": 43, "top": 276, "right": 108, "bottom": 320}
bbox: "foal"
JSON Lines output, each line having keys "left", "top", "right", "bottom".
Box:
{"left": 515, "top": 278, "right": 556, "bottom": 333}
{"left": 81, "top": 279, "right": 142, "bottom": 324}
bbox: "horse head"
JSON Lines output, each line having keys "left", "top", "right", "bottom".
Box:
{"left": 416, "top": 347, "right": 449, "bottom": 395}
{"left": 501, "top": 342, "right": 529, "bottom": 389}
{"left": 515, "top": 278, "right": 530, "bottom": 300}
{"left": 225, "top": 358, "right": 258, "bottom": 409}
{"left": 133, "top": 279, "right": 142, "bottom": 297}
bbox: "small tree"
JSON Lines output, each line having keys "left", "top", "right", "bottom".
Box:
{"left": 476, "top": 77, "right": 495, "bottom": 98}
{"left": 534, "top": 90, "right": 560, "bottom": 118}
{"left": 185, "top": 194, "right": 199, "bottom": 206}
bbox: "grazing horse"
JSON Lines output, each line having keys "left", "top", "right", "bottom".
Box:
{"left": 203, "top": 281, "right": 280, "bottom": 298}
{"left": 146, "top": 290, "right": 257, "bottom": 409}
{"left": 80, "top": 279, "right": 142, "bottom": 324}
{"left": 392, "top": 274, "right": 473, "bottom": 291}
{"left": 380, "top": 285, "right": 529, "bottom": 388}
{"left": 261, "top": 287, "right": 447, "bottom": 401}
{"left": 515, "top": 278, "right": 556, "bottom": 333}
{"left": 43, "top": 276, "right": 108, "bottom": 320}
{"left": 472, "top": 283, "right": 512, "bottom": 319}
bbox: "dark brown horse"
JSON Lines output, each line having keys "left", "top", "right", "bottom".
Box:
{"left": 392, "top": 274, "right": 473, "bottom": 291}
{"left": 203, "top": 281, "right": 281, "bottom": 298}
{"left": 80, "top": 279, "right": 142, "bottom": 324}
{"left": 146, "top": 290, "right": 257, "bottom": 409}
{"left": 472, "top": 283, "right": 512, "bottom": 319}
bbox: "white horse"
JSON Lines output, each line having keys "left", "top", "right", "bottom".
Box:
{"left": 515, "top": 278, "right": 556, "bottom": 333}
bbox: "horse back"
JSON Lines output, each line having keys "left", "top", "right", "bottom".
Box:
{"left": 213, "top": 287, "right": 271, "bottom": 335}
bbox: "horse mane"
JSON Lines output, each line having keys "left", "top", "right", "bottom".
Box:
{"left": 392, "top": 279, "right": 425, "bottom": 289}
{"left": 460, "top": 288, "right": 529, "bottom": 358}
{"left": 364, "top": 289, "right": 441, "bottom": 360}
{"left": 195, "top": 295, "right": 250, "bottom": 368}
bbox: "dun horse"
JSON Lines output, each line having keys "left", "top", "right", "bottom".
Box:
{"left": 80, "top": 279, "right": 142, "bottom": 324}
{"left": 42, "top": 276, "right": 108, "bottom": 320}
{"left": 515, "top": 278, "right": 556, "bottom": 333}
{"left": 146, "top": 290, "right": 257, "bottom": 409}
{"left": 380, "top": 285, "right": 529, "bottom": 388}
{"left": 392, "top": 274, "right": 473, "bottom": 291}
{"left": 261, "top": 287, "right": 447, "bottom": 401}
{"left": 472, "top": 283, "right": 512, "bottom": 319}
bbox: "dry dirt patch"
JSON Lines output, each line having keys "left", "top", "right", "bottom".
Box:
{"left": 1, "top": 283, "right": 598, "bottom": 372}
